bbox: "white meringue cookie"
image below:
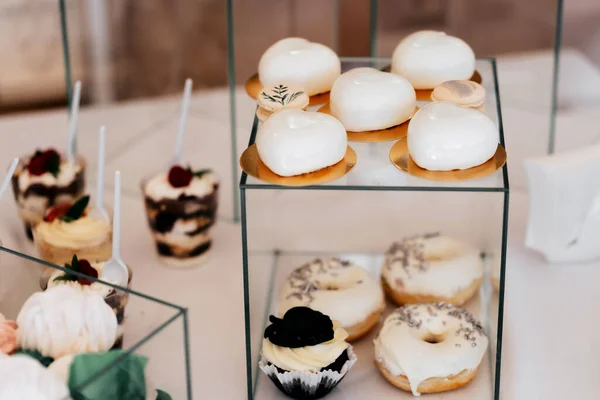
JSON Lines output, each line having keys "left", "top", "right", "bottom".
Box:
{"left": 408, "top": 102, "right": 498, "bottom": 171}
{"left": 258, "top": 38, "right": 341, "bottom": 96}
{"left": 392, "top": 31, "right": 475, "bottom": 90}
{"left": 330, "top": 67, "right": 416, "bottom": 132}
{"left": 47, "top": 354, "right": 74, "bottom": 384}
{"left": 17, "top": 285, "right": 118, "bottom": 359}
{"left": 256, "top": 109, "right": 347, "bottom": 177}
{"left": 0, "top": 355, "right": 71, "bottom": 400}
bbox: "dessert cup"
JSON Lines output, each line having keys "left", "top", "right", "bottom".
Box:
{"left": 141, "top": 169, "right": 219, "bottom": 268}
{"left": 11, "top": 153, "right": 86, "bottom": 240}
{"left": 43, "top": 261, "right": 133, "bottom": 349}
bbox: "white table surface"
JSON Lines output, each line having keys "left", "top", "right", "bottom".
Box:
{"left": 1, "top": 50, "right": 600, "bottom": 400}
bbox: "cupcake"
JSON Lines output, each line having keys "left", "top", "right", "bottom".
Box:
{"left": 142, "top": 165, "right": 219, "bottom": 268}
{"left": 11, "top": 149, "right": 85, "bottom": 240}
{"left": 33, "top": 195, "right": 112, "bottom": 274}
{"left": 45, "top": 255, "right": 132, "bottom": 348}
{"left": 17, "top": 285, "right": 118, "bottom": 360}
{"left": 260, "top": 306, "right": 357, "bottom": 400}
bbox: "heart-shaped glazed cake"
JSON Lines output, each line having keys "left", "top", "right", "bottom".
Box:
{"left": 392, "top": 31, "right": 475, "bottom": 90}
{"left": 408, "top": 102, "right": 498, "bottom": 171}
{"left": 330, "top": 67, "right": 416, "bottom": 132}
{"left": 256, "top": 109, "right": 347, "bottom": 177}
{"left": 258, "top": 38, "right": 341, "bottom": 97}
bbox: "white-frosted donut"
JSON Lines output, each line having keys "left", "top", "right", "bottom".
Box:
{"left": 374, "top": 303, "right": 488, "bottom": 395}
{"left": 256, "top": 109, "right": 347, "bottom": 177}
{"left": 279, "top": 258, "right": 384, "bottom": 339}
{"left": 392, "top": 31, "right": 475, "bottom": 90}
{"left": 259, "top": 37, "right": 341, "bottom": 96}
{"left": 330, "top": 67, "right": 416, "bottom": 132}
{"left": 408, "top": 102, "right": 498, "bottom": 171}
{"left": 382, "top": 233, "right": 483, "bottom": 305}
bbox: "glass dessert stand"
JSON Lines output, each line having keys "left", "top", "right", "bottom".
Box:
{"left": 0, "top": 245, "right": 192, "bottom": 399}
{"left": 241, "top": 58, "right": 509, "bottom": 400}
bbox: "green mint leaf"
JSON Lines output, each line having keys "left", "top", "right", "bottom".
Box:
{"left": 192, "top": 169, "right": 211, "bottom": 178}
{"left": 156, "top": 390, "right": 173, "bottom": 400}
{"left": 53, "top": 274, "right": 77, "bottom": 283}
{"left": 58, "top": 216, "right": 74, "bottom": 222}
{"left": 64, "top": 195, "right": 89, "bottom": 221}
{"left": 47, "top": 152, "right": 60, "bottom": 177}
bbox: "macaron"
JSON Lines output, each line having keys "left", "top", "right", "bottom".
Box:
{"left": 256, "top": 84, "right": 309, "bottom": 121}
{"left": 431, "top": 80, "right": 485, "bottom": 109}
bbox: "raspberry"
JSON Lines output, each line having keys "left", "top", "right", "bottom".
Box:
{"left": 168, "top": 165, "right": 192, "bottom": 188}
{"left": 43, "top": 203, "right": 72, "bottom": 222}
{"left": 26, "top": 148, "right": 60, "bottom": 176}
{"left": 77, "top": 259, "right": 98, "bottom": 285}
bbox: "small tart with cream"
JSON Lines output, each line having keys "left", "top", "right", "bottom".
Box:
{"left": 431, "top": 80, "right": 485, "bottom": 110}
{"left": 260, "top": 307, "right": 356, "bottom": 400}
{"left": 257, "top": 84, "right": 309, "bottom": 121}
{"left": 374, "top": 303, "right": 488, "bottom": 395}
{"left": 279, "top": 258, "right": 384, "bottom": 341}
{"left": 33, "top": 195, "right": 112, "bottom": 267}
{"left": 382, "top": 233, "right": 483, "bottom": 306}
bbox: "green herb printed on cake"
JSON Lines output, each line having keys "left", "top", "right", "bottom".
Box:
{"left": 59, "top": 195, "right": 89, "bottom": 222}
{"left": 261, "top": 85, "right": 305, "bottom": 106}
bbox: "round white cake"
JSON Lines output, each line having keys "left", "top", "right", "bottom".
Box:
{"left": 258, "top": 37, "right": 341, "bottom": 96}
{"left": 392, "top": 31, "right": 475, "bottom": 90}
{"left": 330, "top": 67, "right": 416, "bottom": 132}
{"left": 408, "top": 102, "right": 498, "bottom": 171}
{"left": 256, "top": 109, "right": 347, "bottom": 177}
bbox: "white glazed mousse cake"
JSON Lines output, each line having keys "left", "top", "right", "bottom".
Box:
{"left": 408, "top": 102, "right": 498, "bottom": 171}
{"left": 143, "top": 166, "right": 219, "bottom": 268}
{"left": 392, "top": 31, "right": 475, "bottom": 90}
{"left": 330, "top": 67, "right": 416, "bottom": 132}
{"left": 258, "top": 37, "right": 341, "bottom": 96}
{"left": 256, "top": 109, "right": 347, "bottom": 177}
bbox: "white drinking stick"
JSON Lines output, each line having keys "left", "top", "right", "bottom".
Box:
{"left": 67, "top": 81, "right": 82, "bottom": 164}
{"left": 0, "top": 158, "right": 18, "bottom": 200}
{"left": 96, "top": 126, "right": 106, "bottom": 211}
{"left": 112, "top": 170, "right": 121, "bottom": 261}
{"left": 173, "top": 78, "right": 193, "bottom": 165}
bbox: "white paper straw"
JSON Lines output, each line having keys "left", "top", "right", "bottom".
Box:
{"left": 173, "top": 78, "right": 193, "bottom": 165}
{"left": 0, "top": 158, "right": 18, "bottom": 200}
{"left": 96, "top": 126, "right": 106, "bottom": 211}
{"left": 112, "top": 170, "right": 121, "bottom": 260}
{"left": 66, "top": 81, "right": 82, "bottom": 164}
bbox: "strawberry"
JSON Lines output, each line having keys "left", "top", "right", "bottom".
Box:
{"left": 77, "top": 259, "right": 98, "bottom": 285}
{"left": 43, "top": 203, "right": 72, "bottom": 222}
{"left": 168, "top": 165, "right": 192, "bottom": 188}
{"left": 27, "top": 148, "right": 60, "bottom": 176}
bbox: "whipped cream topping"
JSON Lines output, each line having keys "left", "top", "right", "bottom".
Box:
{"left": 392, "top": 31, "right": 475, "bottom": 90}
{"left": 408, "top": 102, "right": 498, "bottom": 171}
{"left": 374, "top": 303, "right": 488, "bottom": 396}
{"left": 258, "top": 37, "right": 341, "bottom": 96}
{"left": 262, "top": 321, "right": 349, "bottom": 373}
{"left": 47, "top": 261, "right": 117, "bottom": 298}
{"left": 256, "top": 109, "right": 347, "bottom": 177}
{"left": 382, "top": 233, "right": 483, "bottom": 298}
{"left": 330, "top": 67, "right": 416, "bottom": 132}
{"left": 18, "top": 156, "right": 82, "bottom": 190}
{"left": 144, "top": 170, "right": 218, "bottom": 201}
{"left": 17, "top": 285, "right": 118, "bottom": 359}
{"left": 279, "top": 258, "right": 384, "bottom": 328}
{"left": 35, "top": 213, "right": 111, "bottom": 249}
{"left": 0, "top": 355, "right": 71, "bottom": 399}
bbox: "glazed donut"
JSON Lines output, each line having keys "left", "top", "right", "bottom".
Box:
{"left": 382, "top": 233, "right": 483, "bottom": 306}
{"left": 374, "top": 303, "right": 488, "bottom": 396}
{"left": 279, "top": 258, "right": 384, "bottom": 341}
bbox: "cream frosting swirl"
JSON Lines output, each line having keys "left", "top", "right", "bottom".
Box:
{"left": 17, "top": 285, "right": 118, "bottom": 359}
{"left": 144, "top": 171, "right": 218, "bottom": 201}
{"left": 35, "top": 214, "right": 111, "bottom": 249}
{"left": 18, "top": 157, "right": 82, "bottom": 190}
{"left": 0, "top": 355, "right": 71, "bottom": 399}
{"left": 47, "top": 261, "right": 116, "bottom": 298}
{"left": 262, "top": 321, "right": 349, "bottom": 373}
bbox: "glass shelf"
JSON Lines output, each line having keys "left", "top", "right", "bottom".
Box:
{"left": 241, "top": 57, "right": 508, "bottom": 192}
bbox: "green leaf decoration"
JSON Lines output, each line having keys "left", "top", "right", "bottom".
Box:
{"left": 156, "top": 389, "right": 173, "bottom": 400}
{"left": 14, "top": 350, "right": 54, "bottom": 367}
{"left": 68, "top": 351, "right": 148, "bottom": 400}
{"left": 53, "top": 254, "right": 80, "bottom": 283}
{"left": 47, "top": 151, "right": 60, "bottom": 178}
{"left": 192, "top": 169, "right": 211, "bottom": 178}
{"left": 59, "top": 195, "right": 89, "bottom": 223}
{"left": 261, "top": 86, "right": 304, "bottom": 106}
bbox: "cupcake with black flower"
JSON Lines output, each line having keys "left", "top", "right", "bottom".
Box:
{"left": 260, "top": 306, "right": 357, "bottom": 400}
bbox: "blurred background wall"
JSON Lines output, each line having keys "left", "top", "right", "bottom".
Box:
{"left": 0, "top": 0, "right": 599, "bottom": 111}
